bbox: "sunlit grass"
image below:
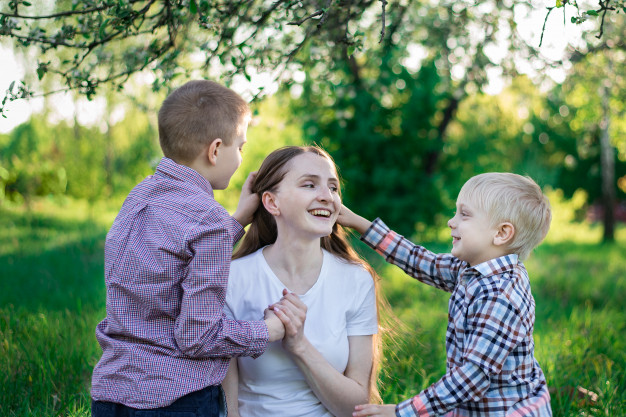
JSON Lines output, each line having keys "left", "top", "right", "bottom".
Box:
{"left": 1, "top": 197, "right": 625, "bottom": 416}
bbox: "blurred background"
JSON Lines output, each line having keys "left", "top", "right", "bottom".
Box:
{"left": 1, "top": 0, "right": 624, "bottom": 415}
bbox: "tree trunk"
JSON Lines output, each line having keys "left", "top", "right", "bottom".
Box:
{"left": 600, "top": 80, "right": 615, "bottom": 242}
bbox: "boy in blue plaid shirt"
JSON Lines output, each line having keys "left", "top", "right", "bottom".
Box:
{"left": 339, "top": 173, "right": 553, "bottom": 417}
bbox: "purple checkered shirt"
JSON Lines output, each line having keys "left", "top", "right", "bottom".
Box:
{"left": 362, "top": 218, "right": 552, "bottom": 417}
{"left": 91, "top": 157, "right": 269, "bottom": 409}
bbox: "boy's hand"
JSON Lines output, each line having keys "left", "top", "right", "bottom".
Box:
{"left": 264, "top": 308, "right": 285, "bottom": 342}
{"left": 233, "top": 171, "right": 259, "bottom": 227}
{"left": 353, "top": 403, "right": 397, "bottom": 417}
{"left": 337, "top": 204, "right": 372, "bottom": 235}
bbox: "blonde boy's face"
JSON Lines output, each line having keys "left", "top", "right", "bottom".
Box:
{"left": 447, "top": 196, "right": 502, "bottom": 266}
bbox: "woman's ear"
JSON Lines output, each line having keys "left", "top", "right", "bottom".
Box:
{"left": 493, "top": 222, "right": 515, "bottom": 246}
{"left": 207, "top": 138, "right": 223, "bottom": 166}
{"left": 262, "top": 191, "right": 280, "bottom": 216}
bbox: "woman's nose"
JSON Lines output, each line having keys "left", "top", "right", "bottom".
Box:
{"left": 318, "top": 186, "right": 333, "bottom": 201}
{"left": 447, "top": 217, "right": 455, "bottom": 228}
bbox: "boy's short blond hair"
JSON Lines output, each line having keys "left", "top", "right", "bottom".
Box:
{"left": 158, "top": 80, "right": 251, "bottom": 163}
{"left": 458, "top": 173, "right": 551, "bottom": 260}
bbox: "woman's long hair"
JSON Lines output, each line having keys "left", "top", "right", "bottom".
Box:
{"left": 234, "top": 145, "right": 384, "bottom": 403}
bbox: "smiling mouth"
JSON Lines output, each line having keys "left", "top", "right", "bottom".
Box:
{"left": 309, "top": 209, "right": 332, "bottom": 218}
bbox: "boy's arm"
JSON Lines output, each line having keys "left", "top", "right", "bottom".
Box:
{"left": 395, "top": 290, "right": 528, "bottom": 416}
{"left": 175, "top": 212, "right": 269, "bottom": 359}
{"left": 360, "top": 217, "right": 461, "bottom": 293}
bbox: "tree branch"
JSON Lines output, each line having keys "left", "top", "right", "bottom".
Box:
{"left": 379, "top": 0, "right": 388, "bottom": 43}
{"left": 288, "top": 10, "right": 324, "bottom": 26}
{"left": 539, "top": 6, "right": 554, "bottom": 47}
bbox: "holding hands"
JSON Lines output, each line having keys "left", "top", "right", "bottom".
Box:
{"left": 271, "top": 289, "right": 308, "bottom": 354}
{"left": 263, "top": 288, "right": 308, "bottom": 345}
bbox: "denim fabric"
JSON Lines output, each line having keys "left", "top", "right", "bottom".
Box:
{"left": 92, "top": 385, "right": 221, "bottom": 417}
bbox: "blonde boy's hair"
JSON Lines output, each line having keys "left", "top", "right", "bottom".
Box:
{"left": 458, "top": 173, "right": 551, "bottom": 260}
{"left": 158, "top": 80, "right": 251, "bottom": 163}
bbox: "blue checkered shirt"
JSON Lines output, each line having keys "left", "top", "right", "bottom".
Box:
{"left": 362, "top": 218, "right": 552, "bottom": 417}
{"left": 91, "top": 157, "right": 269, "bottom": 409}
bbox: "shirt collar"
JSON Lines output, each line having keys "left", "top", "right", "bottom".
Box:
{"left": 469, "top": 254, "right": 519, "bottom": 278}
{"left": 155, "top": 157, "right": 214, "bottom": 196}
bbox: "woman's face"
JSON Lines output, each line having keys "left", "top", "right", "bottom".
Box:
{"left": 266, "top": 152, "right": 341, "bottom": 239}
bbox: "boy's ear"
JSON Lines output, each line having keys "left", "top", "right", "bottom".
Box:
{"left": 262, "top": 191, "right": 280, "bottom": 216}
{"left": 493, "top": 222, "right": 515, "bottom": 246}
{"left": 207, "top": 138, "right": 223, "bottom": 166}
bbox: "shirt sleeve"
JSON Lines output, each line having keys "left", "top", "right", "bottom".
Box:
{"left": 174, "top": 208, "right": 268, "bottom": 359}
{"left": 346, "top": 269, "right": 378, "bottom": 336}
{"left": 361, "top": 218, "right": 463, "bottom": 293}
{"left": 395, "top": 288, "right": 528, "bottom": 416}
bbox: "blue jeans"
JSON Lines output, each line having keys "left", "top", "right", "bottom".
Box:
{"left": 91, "top": 385, "right": 222, "bottom": 417}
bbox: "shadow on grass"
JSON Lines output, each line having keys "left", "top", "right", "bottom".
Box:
{"left": 0, "top": 207, "right": 108, "bottom": 313}
{"left": 1, "top": 207, "right": 108, "bottom": 416}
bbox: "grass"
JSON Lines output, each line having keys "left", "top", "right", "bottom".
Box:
{"left": 1, "top": 197, "right": 625, "bottom": 416}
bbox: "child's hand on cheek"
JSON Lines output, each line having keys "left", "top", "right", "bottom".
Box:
{"left": 337, "top": 204, "right": 372, "bottom": 235}
{"left": 233, "top": 171, "right": 259, "bottom": 227}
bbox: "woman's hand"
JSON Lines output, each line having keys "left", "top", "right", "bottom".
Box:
{"left": 352, "top": 403, "right": 397, "bottom": 417}
{"left": 272, "top": 289, "right": 307, "bottom": 355}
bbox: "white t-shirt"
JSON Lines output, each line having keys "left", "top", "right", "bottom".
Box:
{"left": 224, "top": 248, "right": 378, "bottom": 417}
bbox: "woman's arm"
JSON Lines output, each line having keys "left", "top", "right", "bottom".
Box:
{"left": 296, "top": 335, "right": 373, "bottom": 417}
{"left": 222, "top": 358, "right": 241, "bottom": 417}
{"left": 274, "top": 292, "right": 373, "bottom": 417}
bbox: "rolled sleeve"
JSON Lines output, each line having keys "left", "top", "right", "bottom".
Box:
{"left": 175, "top": 209, "right": 268, "bottom": 359}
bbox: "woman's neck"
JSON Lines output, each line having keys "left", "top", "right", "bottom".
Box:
{"left": 263, "top": 235, "right": 324, "bottom": 295}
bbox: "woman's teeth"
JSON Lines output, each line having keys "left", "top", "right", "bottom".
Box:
{"left": 310, "top": 209, "right": 331, "bottom": 217}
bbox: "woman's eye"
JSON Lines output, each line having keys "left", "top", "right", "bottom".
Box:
{"left": 303, "top": 183, "right": 314, "bottom": 188}
{"left": 330, "top": 186, "right": 339, "bottom": 193}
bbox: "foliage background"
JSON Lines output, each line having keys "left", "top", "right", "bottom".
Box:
{"left": 1, "top": 1, "right": 626, "bottom": 416}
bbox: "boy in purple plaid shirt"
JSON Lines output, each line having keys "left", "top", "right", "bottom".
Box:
{"left": 91, "top": 80, "right": 285, "bottom": 417}
{"left": 339, "top": 173, "right": 553, "bottom": 417}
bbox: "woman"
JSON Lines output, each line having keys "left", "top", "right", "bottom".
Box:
{"left": 223, "top": 146, "right": 381, "bottom": 417}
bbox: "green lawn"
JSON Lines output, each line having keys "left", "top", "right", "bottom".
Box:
{"left": 1, "top": 198, "right": 625, "bottom": 416}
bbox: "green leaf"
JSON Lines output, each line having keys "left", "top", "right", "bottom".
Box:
{"left": 586, "top": 9, "right": 599, "bottom": 16}
{"left": 556, "top": 0, "right": 563, "bottom": 7}
{"left": 99, "top": 19, "right": 109, "bottom": 39}
{"left": 21, "top": 1, "right": 32, "bottom": 6}
{"left": 36, "top": 66, "right": 46, "bottom": 80}
{"left": 190, "top": 0, "right": 197, "bottom": 14}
